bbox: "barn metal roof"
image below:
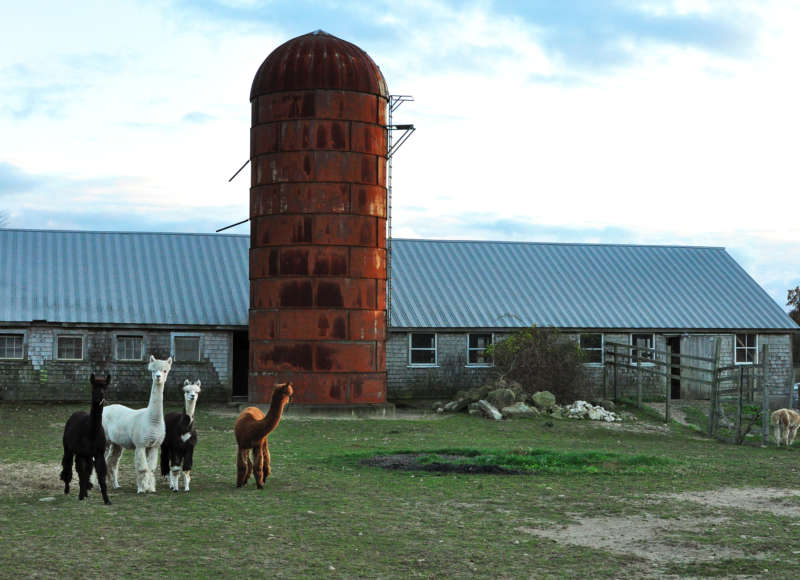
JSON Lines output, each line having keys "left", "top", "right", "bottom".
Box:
{"left": 0, "top": 230, "right": 795, "bottom": 331}
{"left": 388, "top": 239, "right": 798, "bottom": 331}
{"left": 0, "top": 229, "right": 249, "bottom": 326}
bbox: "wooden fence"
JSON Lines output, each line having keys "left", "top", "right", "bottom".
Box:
{"left": 603, "top": 340, "right": 770, "bottom": 445}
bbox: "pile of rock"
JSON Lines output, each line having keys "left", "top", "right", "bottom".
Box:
{"left": 431, "top": 377, "right": 620, "bottom": 422}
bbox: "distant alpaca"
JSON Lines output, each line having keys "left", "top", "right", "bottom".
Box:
{"left": 60, "top": 374, "right": 112, "bottom": 504}
{"left": 103, "top": 355, "right": 172, "bottom": 493}
{"left": 161, "top": 380, "right": 201, "bottom": 492}
{"left": 771, "top": 408, "right": 800, "bottom": 446}
{"left": 234, "top": 383, "right": 293, "bottom": 488}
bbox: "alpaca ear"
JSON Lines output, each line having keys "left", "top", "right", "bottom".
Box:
{"left": 166, "top": 356, "right": 173, "bottom": 367}
{"left": 184, "top": 379, "right": 190, "bottom": 386}
{"left": 196, "top": 380, "right": 201, "bottom": 388}
{"left": 149, "top": 355, "right": 156, "bottom": 363}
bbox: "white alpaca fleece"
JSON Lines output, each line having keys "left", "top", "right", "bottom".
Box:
{"left": 103, "top": 355, "right": 173, "bottom": 493}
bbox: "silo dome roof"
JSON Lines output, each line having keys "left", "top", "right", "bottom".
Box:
{"left": 250, "top": 30, "right": 388, "bottom": 100}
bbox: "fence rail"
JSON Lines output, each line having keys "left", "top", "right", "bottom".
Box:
{"left": 603, "top": 340, "right": 770, "bottom": 445}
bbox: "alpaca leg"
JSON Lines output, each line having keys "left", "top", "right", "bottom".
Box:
{"left": 262, "top": 440, "right": 271, "bottom": 481}
{"left": 145, "top": 447, "right": 159, "bottom": 492}
{"left": 105, "top": 444, "right": 123, "bottom": 488}
{"left": 170, "top": 466, "right": 181, "bottom": 491}
{"left": 76, "top": 456, "right": 91, "bottom": 500}
{"left": 182, "top": 470, "right": 191, "bottom": 492}
{"left": 134, "top": 447, "right": 149, "bottom": 493}
{"left": 182, "top": 447, "right": 194, "bottom": 492}
{"left": 253, "top": 446, "right": 265, "bottom": 489}
{"left": 60, "top": 446, "right": 74, "bottom": 495}
{"left": 790, "top": 425, "right": 799, "bottom": 446}
{"left": 160, "top": 443, "right": 170, "bottom": 482}
{"left": 93, "top": 454, "right": 111, "bottom": 505}
{"left": 236, "top": 447, "right": 252, "bottom": 487}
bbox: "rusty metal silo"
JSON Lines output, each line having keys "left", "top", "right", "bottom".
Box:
{"left": 248, "top": 30, "right": 388, "bottom": 405}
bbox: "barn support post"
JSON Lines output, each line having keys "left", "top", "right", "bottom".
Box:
{"left": 709, "top": 338, "right": 721, "bottom": 437}
{"left": 636, "top": 350, "right": 642, "bottom": 408}
{"left": 760, "top": 343, "right": 770, "bottom": 446}
{"left": 665, "top": 345, "right": 672, "bottom": 423}
{"left": 613, "top": 344, "right": 618, "bottom": 400}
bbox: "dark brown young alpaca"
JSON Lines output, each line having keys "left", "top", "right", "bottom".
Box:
{"left": 234, "top": 383, "right": 293, "bottom": 488}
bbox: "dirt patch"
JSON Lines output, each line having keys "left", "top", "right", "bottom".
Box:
{"left": 361, "top": 454, "right": 522, "bottom": 475}
{"left": 0, "top": 462, "right": 63, "bottom": 497}
{"left": 658, "top": 486, "right": 800, "bottom": 517}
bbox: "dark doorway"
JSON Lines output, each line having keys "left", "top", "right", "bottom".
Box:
{"left": 232, "top": 330, "right": 249, "bottom": 399}
{"left": 666, "top": 336, "right": 681, "bottom": 399}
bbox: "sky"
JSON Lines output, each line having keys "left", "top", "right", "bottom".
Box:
{"left": 1, "top": 0, "right": 798, "bottom": 311}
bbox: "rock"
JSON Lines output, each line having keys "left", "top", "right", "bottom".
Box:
{"left": 531, "top": 391, "right": 556, "bottom": 411}
{"left": 565, "top": 400, "right": 620, "bottom": 422}
{"left": 467, "top": 402, "right": 483, "bottom": 416}
{"left": 431, "top": 401, "right": 445, "bottom": 411}
{"left": 501, "top": 402, "right": 539, "bottom": 419}
{"left": 443, "top": 398, "right": 469, "bottom": 413}
{"left": 476, "top": 399, "right": 503, "bottom": 420}
{"left": 486, "top": 388, "right": 516, "bottom": 409}
{"left": 598, "top": 399, "right": 616, "bottom": 412}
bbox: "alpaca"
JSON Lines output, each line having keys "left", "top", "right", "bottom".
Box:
{"left": 771, "top": 408, "right": 800, "bottom": 446}
{"left": 161, "top": 380, "right": 201, "bottom": 492}
{"left": 60, "top": 374, "right": 112, "bottom": 504}
{"left": 234, "top": 382, "right": 293, "bottom": 488}
{"left": 103, "top": 355, "right": 172, "bottom": 493}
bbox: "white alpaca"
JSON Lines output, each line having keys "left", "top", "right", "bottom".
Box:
{"left": 102, "top": 355, "right": 172, "bottom": 493}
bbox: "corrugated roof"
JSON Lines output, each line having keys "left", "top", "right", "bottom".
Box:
{"left": 388, "top": 239, "right": 798, "bottom": 331}
{"left": 1, "top": 230, "right": 795, "bottom": 331}
{"left": 0, "top": 229, "right": 249, "bottom": 326}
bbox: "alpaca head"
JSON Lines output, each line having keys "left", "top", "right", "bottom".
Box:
{"left": 148, "top": 355, "right": 173, "bottom": 387}
{"left": 182, "top": 379, "right": 202, "bottom": 402}
{"left": 89, "top": 373, "right": 111, "bottom": 406}
{"left": 274, "top": 382, "right": 294, "bottom": 402}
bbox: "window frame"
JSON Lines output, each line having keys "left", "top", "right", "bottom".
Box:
{"left": 115, "top": 334, "right": 144, "bottom": 361}
{"left": 171, "top": 332, "right": 202, "bottom": 362}
{"left": 579, "top": 333, "right": 604, "bottom": 365}
{"left": 734, "top": 333, "right": 758, "bottom": 365}
{"left": 56, "top": 334, "right": 85, "bottom": 361}
{"left": 466, "top": 332, "right": 494, "bottom": 367}
{"left": 0, "top": 332, "right": 25, "bottom": 360}
{"left": 630, "top": 333, "right": 655, "bottom": 366}
{"left": 408, "top": 332, "right": 437, "bottom": 367}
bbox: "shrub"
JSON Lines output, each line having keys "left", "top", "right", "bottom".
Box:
{"left": 487, "top": 326, "right": 587, "bottom": 403}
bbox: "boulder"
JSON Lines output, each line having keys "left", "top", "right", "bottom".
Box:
{"left": 486, "top": 388, "right": 516, "bottom": 410}
{"left": 443, "top": 398, "right": 469, "bottom": 413}
{"left": 476, "top": 399, "right": 503, "bottom": 421}
{"left": 467, "top": 402, "right": 483, "bottom": 416}
{"left": 531, "top": 391, "right": 556, "bottom": 411}
{"left": 500, "top": 402, "right": 539, "bottom": 419}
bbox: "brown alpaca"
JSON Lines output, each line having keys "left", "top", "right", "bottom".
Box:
{"left": 234, "top": 383, "right": 293, "bottom": 488}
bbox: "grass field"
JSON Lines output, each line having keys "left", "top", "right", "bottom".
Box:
{"left": 2, "top": 402, "right": 800, "bottom": 578}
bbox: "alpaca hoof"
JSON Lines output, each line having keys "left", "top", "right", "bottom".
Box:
{"left": 86, "top": 482, "right": 94, "bottom": 490}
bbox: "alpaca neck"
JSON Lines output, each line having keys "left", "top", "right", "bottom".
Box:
{"left": 260, "top": 395, "right": 289, "bottom": 437}
{"left": 90, "top": 400, "right": 103, "bottom": 431}
{"left": 184, "top": 397, "right": 198, "bottom": 423}
{"left": 146, "top": 378, "right": 165, "bottom": 423}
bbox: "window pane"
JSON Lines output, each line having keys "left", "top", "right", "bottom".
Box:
{"left": 174, "top": 336, "right": 200, "bottom": 361}
{"left": 580, "top": 334, "right": 602, "bottom": 349}
{"left": 411, "top": 334, "right": 435, "bottom": 349}
{"left": 58, "top": 336, "right": 83, "bottom": 360}
{"left": 117, "top": 336, "right": 143, "bottom": 360}
{"left": 469, "top": 334, "right": 491, "bottom": 349}
{"left": 0, "top": 334, "right": 23, "bottom": 359}
{"left": 631, "top": 334, "right": 653, "bottom": 361}
{"left": 411, "top": 349, "right": 435, "bottom": 364}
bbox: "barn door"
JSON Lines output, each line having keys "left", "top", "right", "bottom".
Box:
{"left": 680, "top": 336, "right": 715, "bottom": 399}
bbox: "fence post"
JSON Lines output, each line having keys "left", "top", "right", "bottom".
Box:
{"left": 709, "top": 338, "right": 721, "bottom": 437}
{"left": 613, "top": 344, "right": 618, "bottom": 400}
{"left": 636, "top": 350, "right": 642, "bottom": 408}
{"left": 761, "top": 343, "right": 770, "bottom": 446}
{"left": 665, "top": 345, "right": 671, "bottom": 423}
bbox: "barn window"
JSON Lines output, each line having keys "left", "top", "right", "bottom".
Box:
{"left": 630, "top": 333, "right": 654, "bottom": 364}
{"left": 57, "top": 335, "right": 84, "bottom": 360}
{"left": 0, "top": 334, "right": 24, "bottom": 359}
{"left": 580, "top": 333, "right": 603, "bottom": 364}
{"left": 409, "top": 333, "right": 437, "bottom": 366}
{"left": 467, "top": 333, "right": 493, "bottom": 366}
{"left": 173, "top": 334, "right": 201, "bottom": 362}
{"left": 735, "top": 333, "right": 757, "bottom": 364}
{"left": 116, "top": 335, "right": 143, "bottom": 361}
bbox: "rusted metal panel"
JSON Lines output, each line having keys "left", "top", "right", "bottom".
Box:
{"left": 349, "top": 374, "right": 386, "bottom": 403}
{"left": 350, "top": 247, "right": 386, "bottom": 278}
{"left": 250, "top": 124, "right": 279, "bottom": 156}
{"left": 249, "top": 310, "right": 278, "bottom": 340}
{"left": 279, "top": 120, "right": 350, "bottom": 152}
{"left": 251, "top": 278, "right": 378, "bottom": 310}
{"left": 349, "top": 310, "right": 386, "bottom": 341}
{"left": 314, "top": 342, "right": 375, "bottom": 372}
{"left": 350, "top": 122, "right": 386, "bottom": 155}
{"left": 277, "top": 310, "right": 348, "bottom": 341}
{"left": 315, "top": 91, "right": 382, "bottom": 123}
{"left": 351, "top": 185, "right": 387, "bottom": 217}
{"left": 251, "top": 183, "right": 349, "bottom": 216}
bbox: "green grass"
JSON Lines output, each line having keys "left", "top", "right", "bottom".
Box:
{"left": 2, "top": 402, "right": 800, "bottom": 578}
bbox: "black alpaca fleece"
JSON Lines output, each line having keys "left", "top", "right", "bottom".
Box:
{"left": 160, "top": 412, "right": 197, "bottom": 482}
{"left": 60, "top": 374, "right": 111, "bottom": 504}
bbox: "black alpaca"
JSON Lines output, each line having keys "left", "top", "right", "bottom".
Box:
{"left": 60, "top": 374, "right": 111, "bottom": 504}
{"left": 161, "top": 380, "right": 201, "bottom": 492}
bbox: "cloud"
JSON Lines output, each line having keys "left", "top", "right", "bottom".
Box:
{"left": 182, "top": 111, "right": 216, "bottom": 124}
{"left": 0, "top": 162, "right": 46, "bottom": 195}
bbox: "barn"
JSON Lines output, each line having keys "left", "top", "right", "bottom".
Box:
{"left": 0, "top": 228, "right": 796, "bottom": 405}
